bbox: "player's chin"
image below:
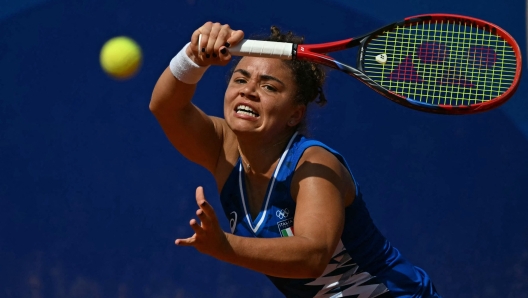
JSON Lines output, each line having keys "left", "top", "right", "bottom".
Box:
{"left": 226, "top": 117, "right": 259, "bottom": 133}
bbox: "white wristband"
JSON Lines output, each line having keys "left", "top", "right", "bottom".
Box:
{"left": 170, "top": 42, "right": 209, "bottom": 84}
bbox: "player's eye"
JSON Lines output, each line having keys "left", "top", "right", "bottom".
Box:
{"left": 263, "top": 84, "right": 277, "bottom": 92}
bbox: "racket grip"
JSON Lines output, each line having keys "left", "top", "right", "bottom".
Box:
{"left": 229, "top": 39, "right": 294, "bottom": 60}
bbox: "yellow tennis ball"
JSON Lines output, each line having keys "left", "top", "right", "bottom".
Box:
{"left": 100, "top": 36, "right": 142, "bottom": 80}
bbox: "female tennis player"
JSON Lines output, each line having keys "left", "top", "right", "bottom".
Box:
{"left": 150, "top": 21, "right": 442, "bottom": 298}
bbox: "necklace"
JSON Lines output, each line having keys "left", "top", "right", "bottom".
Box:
{"left": 237, "top": 135, "right": 292, "bottom": 173}
{"left": 238, "top": 146, "right": 251, "bottom": 171}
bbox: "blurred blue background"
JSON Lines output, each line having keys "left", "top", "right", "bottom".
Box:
{"left": 1, "top": 0, "right": 527, "bottom": 297}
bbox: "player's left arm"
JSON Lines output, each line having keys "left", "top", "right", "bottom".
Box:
{"left": 176, "top": 146, "right": 355, "bottom": 278}
{"left": 289, "top": 146, "right": 356, "bottom": 269}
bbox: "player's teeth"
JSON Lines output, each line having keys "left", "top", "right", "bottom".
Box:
{"left": 237, "top": 110, "right": 257, "bottom": 117}
{"left": 237, "top": 105, "right": 255, "bottom": 112}
{"left": 238, "top": 111, "right": 255, "bottom": 116}
{"left": 236, "top": 105, "right": 258, "bottom": 117}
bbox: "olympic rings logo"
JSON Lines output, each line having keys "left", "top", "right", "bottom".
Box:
{"left": 276, "top": 208, "right": 290, "bottom": 219}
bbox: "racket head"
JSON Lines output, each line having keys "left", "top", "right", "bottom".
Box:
{"left": 357, "top": 13, "right": 522, "bottom": 114}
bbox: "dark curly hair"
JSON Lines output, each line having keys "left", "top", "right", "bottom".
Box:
{"left": 266, "top": 26, "right": 327, "bottom": 107}
{"left": 227, "top": 26, "right": 327, "bottom": 134}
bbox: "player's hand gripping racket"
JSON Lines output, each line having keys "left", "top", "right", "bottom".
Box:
{"left": 228, "top": 14, "right": 522, "bottom": 114}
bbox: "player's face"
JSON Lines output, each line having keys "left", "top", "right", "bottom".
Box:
{"left": 224, "top": 57, "right": 304, "bottom": 138}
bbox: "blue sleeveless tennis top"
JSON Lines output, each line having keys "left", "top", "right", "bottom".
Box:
{"left": 219, "top": 132, "right": 440, "bottom": 297}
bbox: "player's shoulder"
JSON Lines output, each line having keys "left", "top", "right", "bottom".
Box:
{"left": 296, "top": 142, "right": 355, "bottom": 205}
{"left": 297, "top": 144, "right": 344, "bottom": 172}
{"left": 210, "top": 116, "right": 237, "bottom": 147}
{"left": 300, "top": 143, "right": 338, "bottom": 160}
{"left": 209, "top": 116, "right": 239, "bottom": 189}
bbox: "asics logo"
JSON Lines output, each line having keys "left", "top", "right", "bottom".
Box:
{"left": 276, "top": 208, "right": 290, "bottom": 219}
{"left": 229, "top": 211, "right": 237, "bottom": 233}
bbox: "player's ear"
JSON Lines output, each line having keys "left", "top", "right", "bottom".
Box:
{"left": 288, "top": 104, "right": 306, "bottom": 127}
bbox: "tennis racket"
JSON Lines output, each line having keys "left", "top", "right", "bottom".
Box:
{"left": 228, "top": 13, "right": 522, "bottom": 115}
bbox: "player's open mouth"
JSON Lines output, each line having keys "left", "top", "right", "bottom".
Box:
{"left": 236, "top": 105, "right": 259, "bottom": 117}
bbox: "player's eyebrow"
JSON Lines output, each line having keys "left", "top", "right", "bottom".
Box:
{"left": 233, "top": 69, "right": 285, "bottom": 86}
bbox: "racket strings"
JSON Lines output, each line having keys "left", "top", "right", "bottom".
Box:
{"left": 362, "top": 20, "right": 517, "bottom": 106}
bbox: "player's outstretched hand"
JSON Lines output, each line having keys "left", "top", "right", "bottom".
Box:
{"left": 186, "top": 21, "right": 244, "bottom": 67}
{"left": 175, "top": 186, "right": 232, "bottom": 259}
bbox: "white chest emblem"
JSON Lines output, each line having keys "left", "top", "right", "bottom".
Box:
{"left": 276, "top": 208, "right": 290, "bottom": 219}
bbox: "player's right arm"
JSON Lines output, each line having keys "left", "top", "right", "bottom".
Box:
{"left": 149, "top": 22, "right": 244, "bottom": 173}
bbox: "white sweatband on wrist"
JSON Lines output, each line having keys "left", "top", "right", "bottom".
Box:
{"left": 170, "top": 42, "right": 210, "bottom": 84}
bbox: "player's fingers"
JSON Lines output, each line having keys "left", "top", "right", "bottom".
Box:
{"left": 175, "top": 236, "right": 195, "bottom": 246}
{"left": 213, "top": 25, "right": 231, "bottom": 53}
{"left": 191, "top": 21, "right": 213, "bottom": 56}
{"left": 198, "top": 35, "right": 230, "bottom": 64}
{"left": 196, "top": 208, "right": 212, "bottom": 226}
{"left": 195, "top": 187, "right": 219, "bottom": 223}
{"left": 217, "top": 45, "right": 231, "bottom": 63}
{"left": 214, "top": 26, "right": 235, "bottom": 63}
{"left": 200, "top": 201, "right": 219, "bottom": 223}
{"left": 226, "top": 30, "right": 245, "bottom": 48}
{"left": 195, "top": 186, "right": 207, "bottom": 206}
{"left": 204, "top": 22, "right": 223, "bottom": 58}
{"left": 189, "top": 218, "right": 203, "bottom": 234}
{"left": 190, "top": 31, "right": 199, "bottom": 54}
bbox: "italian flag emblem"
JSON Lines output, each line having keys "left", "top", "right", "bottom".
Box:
{"left": 280, "top": 227, "right": 294, "bottom": 237}
{"left": 278, "top": 219, "right": 294, "bottom": 237}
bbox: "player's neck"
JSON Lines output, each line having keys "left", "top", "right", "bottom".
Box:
{"left": 237, "top": 131, "right": 294, "bottom": 175}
